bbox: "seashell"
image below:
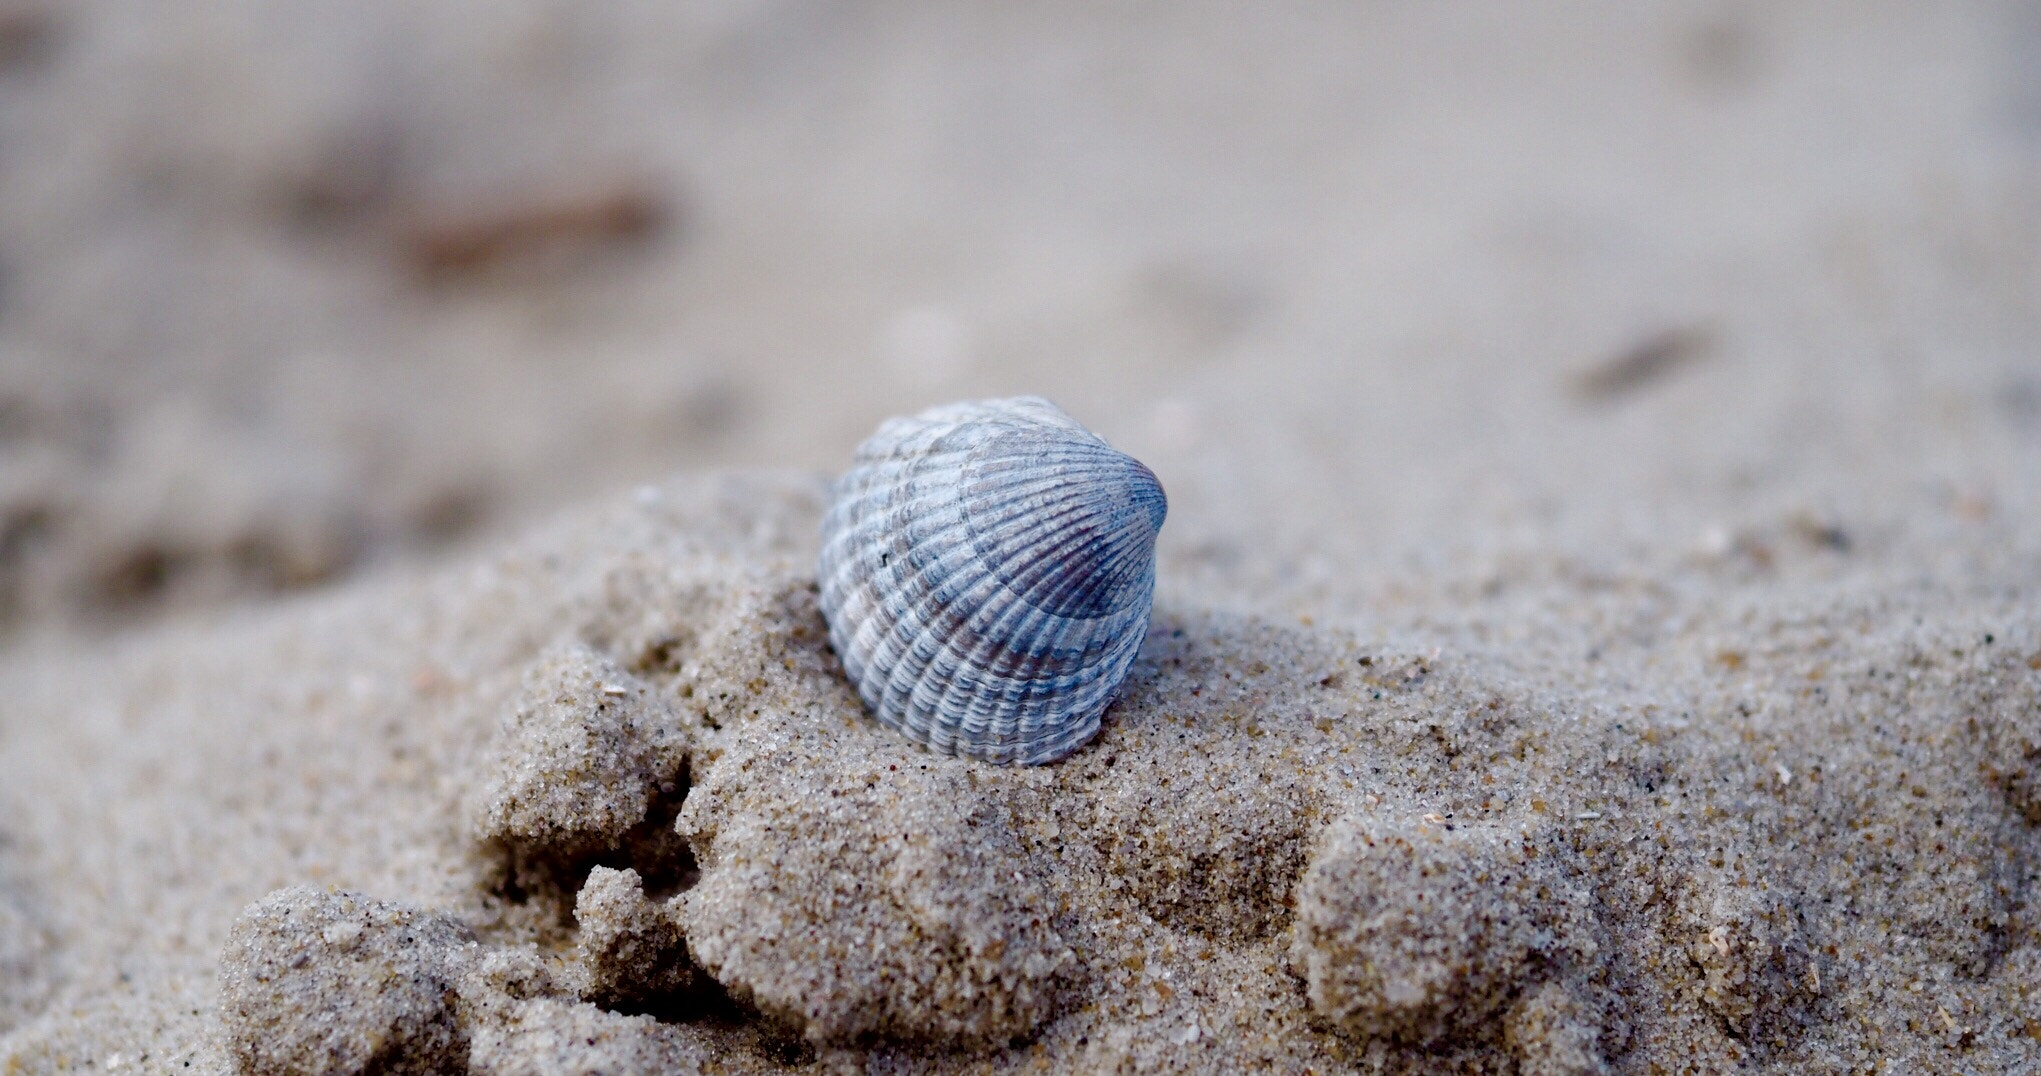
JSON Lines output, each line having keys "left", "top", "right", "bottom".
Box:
{"left": 818, "top": 397, "right": 1166, "bottom": 765}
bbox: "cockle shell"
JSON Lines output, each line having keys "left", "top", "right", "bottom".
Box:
{"left": 818, "top": 397, "right": 1167, "bottom": 765}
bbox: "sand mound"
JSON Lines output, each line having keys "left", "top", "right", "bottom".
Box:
{"left": 1288, "top": 812, "right": 1601, "bottom": 1047}
{"left": 1, "top": 472, "right": 2035, "bottom": 1072}
{"left": 218, "top": 888, "right": 475, "bottom": 1075}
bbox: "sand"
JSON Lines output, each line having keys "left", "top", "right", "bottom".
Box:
{"left": 2, "top": 470, "right": 2037, "bottom": 1072}
{"left": 2, "top": 1, "right": 2040, "bottom": 1072}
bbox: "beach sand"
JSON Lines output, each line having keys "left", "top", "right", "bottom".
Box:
{"left": 3, "top": 2, "right": 2040, "bottom": 1072}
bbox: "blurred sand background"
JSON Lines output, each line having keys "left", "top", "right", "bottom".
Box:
{"left": 1, "top": 1, "right": 2040, "bottom": 1072}
{"left": 0, "top": 0, "right": 2031, "bottom": 630}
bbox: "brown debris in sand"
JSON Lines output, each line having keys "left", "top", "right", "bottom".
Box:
{"left": 1569, "top": 324, "right": 1717, "bottom": 403}
{"left": 398, "top": 176, "right": 669, "bottom": 282}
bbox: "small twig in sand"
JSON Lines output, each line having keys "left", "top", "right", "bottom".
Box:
{"left": 0, "top": 4, "right": 58, "bottom": 71}
{"left": 1571, "top": 324, "right": 1716, "bottom": 402}
{"left": 399, "top": 176, "right": 669, "bottom": 280}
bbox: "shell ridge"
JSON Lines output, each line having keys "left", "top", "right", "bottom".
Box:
{"left": 918, "top": 561, "right": 1082, "bottom": 754}
{"left": 967, "top": 493, "right": 1110, "bottom": 607}
{"left": 965, "top": 462, "right": 1160, "bottom": 618}
{"left": 864, "top": 536, "right": 941, "bottom": 715}
{"left": 960, "top": 445, "right": 1117, "bottom": 521}
{"left": 896, "top": 503, "right": 1086, "bottom": 657}
{"left": 957, "top": 470, "right": 1094, "bottom": 539}
{"left": 1013, "top": 523, "right": 1124, "bottom": 617}
{"left": 914, "top": 583, "right": 1053, "bottom": 747}
{"left": 930, "top": 575, "right": 1033, "bottom": 726}
{"left": 964, "top": 474, "right": 1156, "bottom": 619}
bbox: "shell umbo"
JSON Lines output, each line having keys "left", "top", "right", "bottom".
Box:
{"left": 818, "top": 397, "right": 1166, "bottom": 764}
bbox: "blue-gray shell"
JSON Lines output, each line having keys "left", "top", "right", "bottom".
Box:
{"left": 817, "top": 397, "right": 1167, "bottom": 765}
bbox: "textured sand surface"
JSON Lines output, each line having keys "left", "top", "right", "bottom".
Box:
{"left": 2, "top": 1, "right": 2040, "bottom": 1072}
{"left": 2, "top": 471, "right": 2039, "bottom": 1072}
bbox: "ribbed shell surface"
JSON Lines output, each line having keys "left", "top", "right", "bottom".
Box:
{"left": 818, "top": 397, "right": 1167, "bottom": 764}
